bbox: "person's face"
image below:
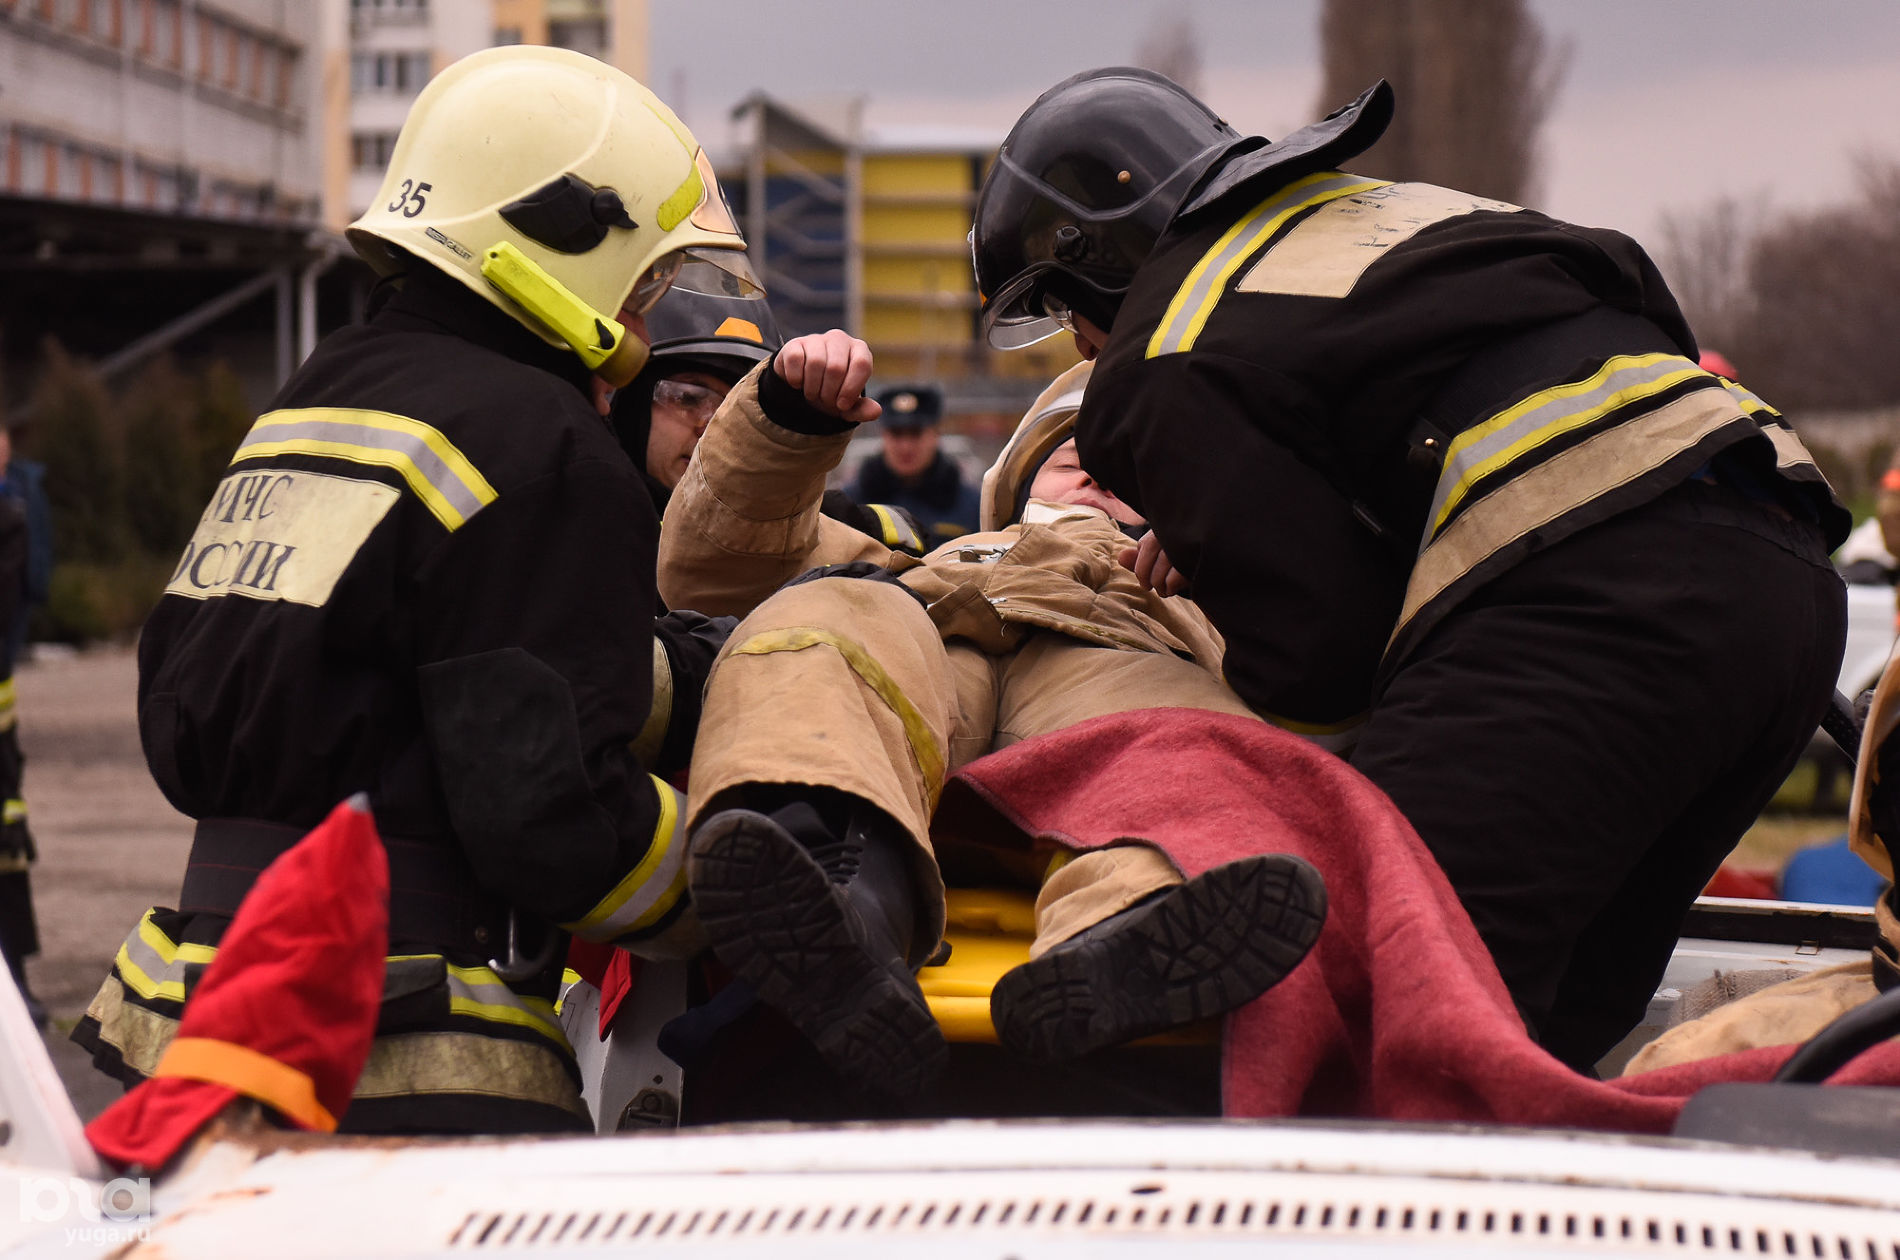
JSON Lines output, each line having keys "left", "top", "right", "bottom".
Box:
{"left": 881, "top": 424, "right": 939, "bottom": 478}
{"left": 645, "top": 370, "right": 730, "bottom": 490}
{"left": 1070, "top": 314, "right": 1110, "bottom": 361}
{"left": 1027, "top": 438, "right": 1143, "bottom": 525}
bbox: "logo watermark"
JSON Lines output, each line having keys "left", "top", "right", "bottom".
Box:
{"left": 19, "top": 1175, "right": 153, "bottom": 1245}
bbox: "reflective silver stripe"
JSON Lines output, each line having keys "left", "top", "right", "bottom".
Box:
{"left": 1395, "top": 388, "right": 1746, "bottom": 652}
{"left": 1722, "top": 379, "right": 1779, "bottom": 417}
{"left": 113, "top": 911, "right": 214, "bottom": 1004}
{"left": 236, "top": 408, "right": 497, "bottom": 531}
{"left": 1147, "top": 172, "right": 1387, "bottom": 358}
{"left": 1424, "top": 354, "right": 1709, "bottom": 548}
{"left": 115, "top": 910, "right": 567, "bottom": 1046}
{"left": 437, "top": 961, "right": 568, "bottom": 1047}
{"left": 868, "top": 503, "right": 922, "bottom": 553}
{"left": 564, "top": 777, "right": 688, "bottom": 943}
{"left": 629, "top": 639, "right": 674, "bottom": 767}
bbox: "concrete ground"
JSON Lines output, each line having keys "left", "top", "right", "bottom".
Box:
{"left": 12, "top": 644, "right": 191, "bottom": 1121}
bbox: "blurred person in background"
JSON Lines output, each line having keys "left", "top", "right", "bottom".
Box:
{"left": 0, "top": 423, "right": 51, "bottom": 666}
{"left": 0, "top": 468, "right": 39, "bottom": 1027}
{"left": 847, "top": 384, "right": 981, "bottom": 548}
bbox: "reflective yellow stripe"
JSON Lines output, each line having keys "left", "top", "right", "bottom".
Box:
{"left": 114, "top": 912, "right": 217, "bottom": 1003}
{"left": 114, "top": 912, "right": 567, "bottom": 1047}
{"left": 564, "top": 775, "right": 686, "bottom": 939}
{"left": 1722, "top": 379, "right": 1779, "bottom": 418}
{"left": 656, "top": 163, "right": 705, "bottom": 232}
{"left": 730, "top": 627, "right": 946, "bottom": 797}
{"left": 390, "top": 954, "right": 569, "bottom": 1046}
{"left": 1396, "top": 387, "right": 1745, "bottom": 651}
{"left": 866, "top": 503, "right": 921, "bottom": 552}
{"left": 139, "top": 912, "right": 218, "bottom": 965}
{"left": 1256, "top": 711, "right": 1365, "bottom": 754}
{"left": 1427, "top": 354, "right": 1710, "bottom": 540}
{"left": 444, "top": 991, "right": 564, "bottom": 1042}
{"left": 868, "top": 503, "right": 904, "bottom": 548}
{"left": 3, "top": 799, "right": 25, "bottom": 826}
{"left": 1147, "top": 172, "right": 1388, "bottom": 358}
{"left": 0, "top": 677, "right": 15, "bottom": 733}
{"left": 113, "top": 943, "right": 183, "bottom": 1003}
{"left": 236, "top": 408, "right": 498, "bottom": 532}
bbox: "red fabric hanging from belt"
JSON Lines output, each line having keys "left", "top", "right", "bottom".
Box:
{"left": 87, "top": 794, "right": 388, "bottom": 1169}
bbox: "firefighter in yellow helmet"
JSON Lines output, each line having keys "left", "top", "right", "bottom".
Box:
{"left": 74, "top": 45, "right": 756, "bottom": 1135}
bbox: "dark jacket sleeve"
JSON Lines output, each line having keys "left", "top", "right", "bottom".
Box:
{"left": 411, "top": 451, "right": 669, "bottom": 932}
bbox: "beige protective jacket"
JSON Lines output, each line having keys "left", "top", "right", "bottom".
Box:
{"left": 658, "top": 365, "right": 1227, "bottom": 668}
{"left": 659, "top": 366, "right": 1257, "bottom": 954}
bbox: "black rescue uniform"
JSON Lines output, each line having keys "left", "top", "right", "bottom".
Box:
{"left": 75, "top": 270, "right": 704, "bottom": 1134}
{"left": 1078, "top": 168, "right": 1851, "bottom": 1071}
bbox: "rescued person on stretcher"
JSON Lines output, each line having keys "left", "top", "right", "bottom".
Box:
{"left": 657, "top": 331, "right": 1328, "bottom": 1098}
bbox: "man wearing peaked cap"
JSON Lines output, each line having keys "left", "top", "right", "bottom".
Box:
{"left": 847, "top": 383, "right": 982, "bottom": 549}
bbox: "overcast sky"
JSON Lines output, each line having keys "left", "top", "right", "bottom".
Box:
{"left": 648, "top": 0, "right": 1900, "bottom": 251}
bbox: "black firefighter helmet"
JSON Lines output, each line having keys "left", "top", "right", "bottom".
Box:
{"left": 611, "top": 285, "right": 784, "bottom": 493}
{"left": 973, "top": 68, "right": 1395, "bottom": 350}
{"left": 640, "top": 283, "right": 784, "bottom": 382}
{"left": 972, "top": 67, "right": 1242, "bottom": 350}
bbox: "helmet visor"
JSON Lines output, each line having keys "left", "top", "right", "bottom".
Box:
{"left": 628, "top": 251, "right": 685, "bottom": 315}
{"left": 688, "top": 149, "right": 743, "bottom": 237}
{"left": 674, "top": 247, "right": 764, "bottom": 299}
{"left": 981, "top": 266, "right": 1068, "bottom": 349}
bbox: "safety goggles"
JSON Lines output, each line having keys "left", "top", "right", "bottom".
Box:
{"left": 652, "top": 377, "right": 727, "bottom": 424}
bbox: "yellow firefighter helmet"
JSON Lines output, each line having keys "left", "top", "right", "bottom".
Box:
{"left": 980, "top": 361, "right": 1094, "bottom": 531}
{"left": 346, "top": 45, "right": 758, "bottom": 386}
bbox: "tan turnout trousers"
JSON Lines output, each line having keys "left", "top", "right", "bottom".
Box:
{"left": 687, "top": 575, "right": 1259, "bottom": 956}
{"left": 665, "top": 366, "right": 1263, "bottom": 957}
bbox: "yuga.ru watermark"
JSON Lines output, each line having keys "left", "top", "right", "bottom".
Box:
{"left": 19, "top": 1174, "right": 153, "bottom": 1244}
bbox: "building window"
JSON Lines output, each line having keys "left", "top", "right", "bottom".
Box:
{"left": 548, "top": 18, "right": 607, "bottom": 61}
{"left": 276, "top": 47, "right": 297, "bottom": 107}
{"left": 352, "top": 51, "right": 431, "bottom": 93}
{"left": 160, "top": 0, "right": 181, "bottom": 67}
{"left": 352, "top": 131, "right": 399, "bottom": 172}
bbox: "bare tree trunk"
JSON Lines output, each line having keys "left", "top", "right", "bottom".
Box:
{"left": 1318, "top": 0, "right": 1566, "bottom": 205}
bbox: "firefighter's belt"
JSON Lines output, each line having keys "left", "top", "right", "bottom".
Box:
{"left": 181, "top": 817, "right": 509, "bottom": 954}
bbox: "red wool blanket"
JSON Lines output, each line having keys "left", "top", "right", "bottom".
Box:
{"left": 933, "top": 708, "right": 1900, "bottom": 1130}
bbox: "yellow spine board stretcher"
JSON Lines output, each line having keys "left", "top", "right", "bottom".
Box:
{"left": 919, "top": 888, "right": 1216, "bottom": 1046}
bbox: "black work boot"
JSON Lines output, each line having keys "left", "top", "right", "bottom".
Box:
{"left": 687, "top": 794, "right": 947, "bottom": 1097}
{"left": 991, "top": 853, "right": 1327, "bottom": 1062}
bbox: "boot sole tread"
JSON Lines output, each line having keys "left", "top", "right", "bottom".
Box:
{"left": 690, "top": 810, "right": 948, "bottom": 1096}
{"left": 991, "top": 853, "right": 1327, "bottom": 1063}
